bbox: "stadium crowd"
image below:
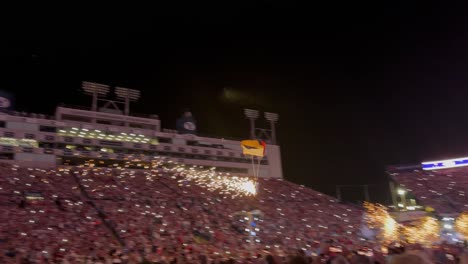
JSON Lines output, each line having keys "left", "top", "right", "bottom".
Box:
{"left": 0, "top": 162, "right": 466, "bottom": 263}
{"left": 391, "top": 167, "right": 468, "bottom": 214}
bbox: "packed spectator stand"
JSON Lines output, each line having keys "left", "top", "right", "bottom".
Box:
{"left": 390, "top": 167, "right": 468, "bottom": 215}
{"left": 0, "top": 162, "right": 467, "bottom": 263}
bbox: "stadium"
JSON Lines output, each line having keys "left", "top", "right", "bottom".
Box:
{"left": 0, "top": 82, "right": 466, "bottom": 264}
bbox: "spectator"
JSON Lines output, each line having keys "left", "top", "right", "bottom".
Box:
{"left": 389, "top": 254, "right": 425, "bottom": 264}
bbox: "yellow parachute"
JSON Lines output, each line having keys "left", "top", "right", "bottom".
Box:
{"left": 240, "top": 140, "right": 266, "bottom": 193}
{"left": 241, "top": 140, "right": 266, "bottom": 158}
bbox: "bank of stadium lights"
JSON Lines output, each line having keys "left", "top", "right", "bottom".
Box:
{"left": 264, "top": 112, "right": 279, "bottom": 144}
{"left": 264, "top": 112, "right": 279, "bottom": 122}
{"left": 115, "top": 87, "right": 141, "bottom": 116}
{"left": 82, "top": 82, "right": 110, "bottom": 112}
{"left": 244, "top": 109, "right": 260, "bottom": 139}
{"left": 244, "top": 109, "right": 280, "bottom": 144}
{"left": 244, "top": 109, "right": 260, "bottom": 119}
{"left": 82, "top": 82, "right": 110, "bottom": 95}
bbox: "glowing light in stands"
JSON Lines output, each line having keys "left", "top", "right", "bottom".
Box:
{"left": 443, "top": 224, "right": 453, "bottom": 229}
{"left": 422, "top": 156, "right": 468, "bottom": 170}
{"left": 455, "top": 212, "right": 468, "bottom": 238}
{"left": 57, "top": 128, "right": 156, "bottom": 144}
{"left": 403, "top": 217, "right": 440, "bottom": 246}
{"left": 364, "top": 202, "right": 399, "bottom": 242}
{"left": 156, "top": 160, "right": 258, "bottom": 197}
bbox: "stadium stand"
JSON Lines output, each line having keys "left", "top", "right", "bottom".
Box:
{"left": 0, "top": 162, "right": 365, "bottom": 263}
{"left": 1, "top": 163, "right": 467, "bottom": 263}
{"left": 390, "top": 167, "right": 468, "bottom": 214}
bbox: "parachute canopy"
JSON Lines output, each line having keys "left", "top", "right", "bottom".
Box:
{"left": 241, "top": 140, "right": 266, "bottom": 157}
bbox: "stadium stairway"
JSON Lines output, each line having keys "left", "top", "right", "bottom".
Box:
{"left": 69, "top": 169, "right": 127, "bottom": 248}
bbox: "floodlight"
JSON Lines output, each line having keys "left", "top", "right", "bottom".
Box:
{"left": 115, "top": 87, "right": 141, "bottom": 101}
{"left": 244, "top": 109, "right": 259, "bottom": 119}
{"left": 82, "top": 81, "right": 110, "bottom": 96}
{"left": 264, "top": 112, "right": 279, "bottom": 122}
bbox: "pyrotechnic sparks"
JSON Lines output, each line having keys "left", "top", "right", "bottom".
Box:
{"left": 364, "top": 202, "right": 443, "bottom": 245}
{"left": 175, "top": 164, "right": 257, "bottom": 197}
{"left": 62, "top": 155, "right": 260, "bottom": 197}
{"left": 455, "top": 212, "right": 468, "bottom": 238}
{"left": 403, "top": 217, "right": 440, "bottom": 246}
{"left": 149, "top": 158, "right": 258, "bottom": 197}
{"left": 240, "top": 180, "right": 257, "bottom": 196}
{"left": 364, "top": 202, "right": 399, "bottom": 242}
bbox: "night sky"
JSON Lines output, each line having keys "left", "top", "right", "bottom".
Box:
{"left": 2, "top": 2, "right": 468, "bottom": 203}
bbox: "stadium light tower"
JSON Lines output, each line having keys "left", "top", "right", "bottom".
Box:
{"left": 82, "top": 81, "right": 110, "bottom": 112}
{"left": 244, "top": 109, "right": 259, "bottom": 139}
{"left": 264, "top": 112, "right": 279, "bottom": 144}
{"left": 115, "top": 87, "right": 141, "bottom": 116}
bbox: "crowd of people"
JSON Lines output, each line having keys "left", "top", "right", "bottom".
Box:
{"left": 0, "top": 162, "right": 467, "bottom": 263}
{"left": 391, "top": 167, "right": 468, "bottom": 214}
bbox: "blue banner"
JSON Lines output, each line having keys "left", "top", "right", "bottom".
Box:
{"left": 422, "top": 156, "right": 468, "bottom": 170}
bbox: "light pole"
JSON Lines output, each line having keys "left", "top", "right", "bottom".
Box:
{"left": 82, "top": 81, "right": 110, "bottom": 124}
{"left": 244, "top": 109, "right": 259, "bottom": 139}
{"left": 264, "top": 112, "right": 279, "bottom": 144}
{"left": 115, "top": 87, "right": 141, "bottom": 116}
{"left": 82, "top": 81, "right": 110, "bottom": 112}
{"left": 115, "top": 87, "right": 141, "bottom": 127}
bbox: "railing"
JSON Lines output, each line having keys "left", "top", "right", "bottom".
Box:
{"left": 194, "top": 132, "right": 243, "bottom": 142}
{"left": 173, "top": 131, "right": 275, "bottom": 144}
{"left": 58, "top": 103, "right": 90, "bottom": 111}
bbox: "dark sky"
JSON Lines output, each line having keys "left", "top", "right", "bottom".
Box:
{"left": 2, "top": 2, "right": 468, "bottom": 203}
